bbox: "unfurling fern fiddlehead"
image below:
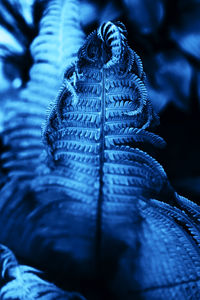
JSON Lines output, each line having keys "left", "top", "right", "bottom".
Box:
{"left": 40, "top": 20, "right": 166, "bottom": 200}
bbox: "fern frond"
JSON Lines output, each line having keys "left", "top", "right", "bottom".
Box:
{"left": 30, "top": 21, "right": 200, "bottom": 299}
{"left": 1, "top": 16, "right": 199, "bottom": 299}
{"left": 1, "top": 0, "right": 85, "bottom": 187}
{"left": 149, "top": 199, "right": 200, "bottom": 246}
{"left": 39, "top": 21, "right": 164, "bottom": 203}
{"left": 0, "top": 244, "right": 86, "bottom": 300}
{"left": 27, "top": 24, "right": 169, "bottom": 291}
{"left": 131, "top": 198, "right": 200, "bottom": 299}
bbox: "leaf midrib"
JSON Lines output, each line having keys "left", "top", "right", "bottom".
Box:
{"left": 96, "top": 67, "right": 105, "bottom": 267}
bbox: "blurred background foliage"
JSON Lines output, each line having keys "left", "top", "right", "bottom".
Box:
{"left": 0, "top": 0, "right": 200, "bottom": 202}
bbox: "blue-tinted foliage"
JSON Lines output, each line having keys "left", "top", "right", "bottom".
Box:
{"left": 0, "top": 1, "right": 200, "bottom": 300}
{"left": 0, "top": 244, "right": 85, "bottom": 299}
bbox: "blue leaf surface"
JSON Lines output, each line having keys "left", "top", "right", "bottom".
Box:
{"left": 0, "top": 7, "right": 200, "bottom": 299}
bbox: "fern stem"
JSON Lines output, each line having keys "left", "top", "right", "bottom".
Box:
{"left": 96, "top": 66, "right": 106, "bottom": 269}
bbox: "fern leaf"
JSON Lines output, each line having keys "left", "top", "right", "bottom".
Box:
{"left": 32, "top": 21, "right": 200, "bottom": 299}
{"left": 37, "top": 21, "right": 165, "bottom": 205}
{"left": 1, "top": 19, "right": 200, "bottom": 300}
{"left": 0, "top": 244, "right": 86, "bottom": 300}
{"left": 132, "top": 198, "right": 200, "bottom": 299}
{"left": 1, "top": 0, "right": 85, "bottom": 186}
